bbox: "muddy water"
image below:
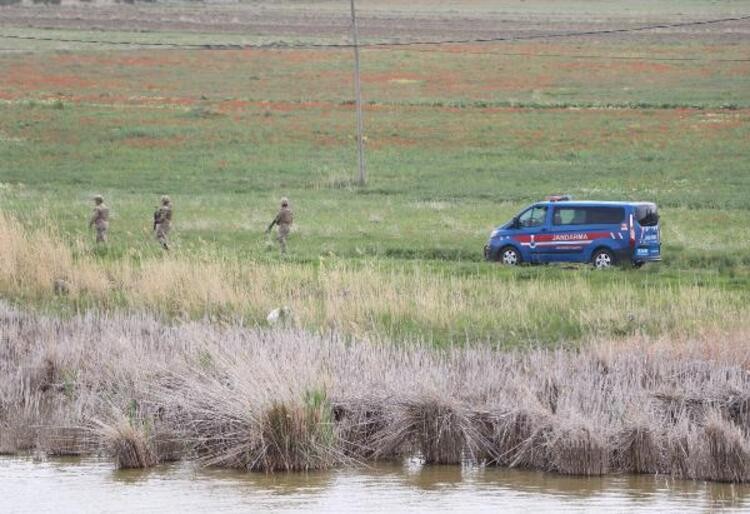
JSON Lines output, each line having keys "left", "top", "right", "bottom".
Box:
{"left": 1, "top": 456, "right": 749, "bottom": 513}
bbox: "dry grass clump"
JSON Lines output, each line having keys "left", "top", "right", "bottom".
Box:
{"left": 0, "top": 214, "right": 109, "bottom": 301}
{"left": 700, "top": 412, "right": 750, "bottom": 483}
{"left": 725, "top": 394, "right": 750, "bottom": 433}
{"left": 165, "top": 390, "right": 342, "bottom": 472}
{"left": 664, "top": 418, "right": 693, "bottom": 479}
{"left": 94, "top": 415, "right": 159, "bottom": 469}
{"left": 36, "top": 426, "right": 92, "bottom": 457}
{"left": 150, "top": 348, "right": 344, "bottom": 472}
{"left": 0, "top": 408, "right": 38, "bottom": 454}
{"left": 374, "top": 396, "right": 474, "bottom": 465}
{"left": 0, "top": 344, "right": 79, "bottom": 455}
{"left": 484, "top": 409, "right": 553, "bottom": 469}
{"left": 100, "top": 420, "right": 159, "bottom": 469}
{"left": 259, "top": 400, "right": 337, "bottom": 472}
{"left": 333, "top": 399, "right": 386, "bottom": 458}
{"left": 152, "top": 430, "right": 186, "bottom": 463}
{"left": 613, "top": 422, "right": 660, "bottom": 474}
{"left": 548, "top": 421, "right": 609, "bottom": 476}
{"left": 2, "top": 304, "right": 750, "bottom": 481}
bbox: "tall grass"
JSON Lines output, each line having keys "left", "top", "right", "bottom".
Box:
{"left": 1, "top": 212, "right": 748, "bottom": 345}
{"left": 93, "top": 414, "right": 158, "bottom": 470}
{"left": 1, "top": 303, "right": 750, "bottom": 481}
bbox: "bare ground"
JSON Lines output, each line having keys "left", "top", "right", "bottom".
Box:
{"left": 0, "top": 2, "right": 748, "bottom": 44}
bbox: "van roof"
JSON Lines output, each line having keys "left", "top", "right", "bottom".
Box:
{"left": 536, "top": 200, "right": 656, "bottom": 207}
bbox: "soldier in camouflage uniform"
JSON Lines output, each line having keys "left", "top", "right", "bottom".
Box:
{"left": 153, "top": 195, "right": 173, "bottom": 250}
{"left": 266, "top": 197, "right": 293, "bottom": 254}
{"left": 88, "top": 195, "right": 109, "bottom": 244}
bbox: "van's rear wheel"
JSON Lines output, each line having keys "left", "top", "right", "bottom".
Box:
{"left": 499, "top": 246, "right": 522, "bottom": 266}
{"left": 592, "top": 248, "right": 615, "bottom": 269}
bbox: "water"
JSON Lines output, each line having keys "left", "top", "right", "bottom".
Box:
{"left": 1, "top": 456, "right": 749, "bottom": 513}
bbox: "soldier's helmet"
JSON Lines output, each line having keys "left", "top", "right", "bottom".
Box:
{"left": 94, "top": 195, "right": 104, "bottom": 204}
{"left": 280, "top": 197, "right": 289, "bottom": 207}
{"left": 161, "top": 195, "right": 171, "bottom": 205}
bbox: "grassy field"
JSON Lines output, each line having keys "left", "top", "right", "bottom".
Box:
{"left": 1, "top": 1, "right": 749, "bottom": 345}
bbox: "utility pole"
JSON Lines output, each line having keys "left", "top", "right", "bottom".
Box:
{"left": 350, "top": 0, "right": 367, "bottom": 186}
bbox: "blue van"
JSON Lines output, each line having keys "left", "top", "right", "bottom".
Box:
{"left": 484, "top": 199, "right": 661, "bottom": 268}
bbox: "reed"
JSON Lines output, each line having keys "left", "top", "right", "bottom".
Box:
{"left": 94, "top": 415, "right": 158, "bottom": 469}
{"left": 700, "top": 412, "right": 750, "bottom": 483}
{"left": 548, "top": 421, "right": 609, "bottom": 476}
{"left": 613, "top": 423, "right": 660, "bottom": 475}
{"left": 488, "top": 409, "right": 553, "bottom": 469}
{"left": 333, "top": 399, "right": 386, "bottom": 458}
{"left": 2, "top": 304, "right": 750, "bottom": 481}
{"left": 149, "top": 353, "right": 344, "bottom": 472}
{"left": 36, "top": 426, "right": 92, "bottom": 457}
{"left": 374, "top": 396, "right": 471, "bottom": 465}
{"left": 664, "top": 418, "right": 693, "bottom": 479}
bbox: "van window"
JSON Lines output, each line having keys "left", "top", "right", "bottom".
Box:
{"left": 553, "top": 206, "right": 625, "bottom": 226}
{"left": 636, "top": 204, "right": 659, "bottom": 226}
{"left": 517, "top": 206, "right": 548, "bottom": 228}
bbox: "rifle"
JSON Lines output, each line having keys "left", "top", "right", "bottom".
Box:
{"left": 266, "top": 216, "right": 278, "bottom": 234}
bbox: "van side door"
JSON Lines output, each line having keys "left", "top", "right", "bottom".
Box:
{"left": 543, "top": 206, "right": 625, "bottom": 261}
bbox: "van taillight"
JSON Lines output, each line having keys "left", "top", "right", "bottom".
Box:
{"left": 629, "top": 214, "right": 636, "bottom": 247}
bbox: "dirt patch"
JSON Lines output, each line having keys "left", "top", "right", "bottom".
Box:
{"left": 216, "top": 99, "right": 332, "bottom": 114}
{"left": 52, "top": 53, "right": 186, "bottom": 68}
{"left": 478, "top": 73, "right": 555, "bottom": 92}
{"left": 558, "top": 61, "right": 677, "bottom": 74}
{"left": 362, "top": 72, "right": 424, "bottom": 84}
{"left": 367, "top": 135, "right": 418, "bottom": 150}
{"left": 276, "top": 50, "right": 340, "bottom": 65}
{"left": 120, "top": 136, "right": 186, "bottom": 149}
{"left": 1, "top": 65, "right": 98, "bottom": 90}
{"left": 1, "top": 4, "right": 748, "bottom": 44}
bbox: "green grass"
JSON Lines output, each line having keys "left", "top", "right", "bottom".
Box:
{"left": 1, "top": 101, "right": 747, "bottom": 269}
{"left": 1, "top": 4, "right": 749, "bottom": 344}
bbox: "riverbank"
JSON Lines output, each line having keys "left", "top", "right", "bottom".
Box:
{"left": 1, "top": 304, "right": 749, "bottom": 482}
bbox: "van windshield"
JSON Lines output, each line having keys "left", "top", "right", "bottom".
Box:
{"left": 636, "top": 204, "right": 659, "bottom": 226}
{"left": 517, "top": 206, "right": 548, "bottom": 228}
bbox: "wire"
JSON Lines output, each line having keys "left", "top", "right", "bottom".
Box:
{"left": 0, "top": 14, "right": 748, "bottom": 53}
{"left": 365, "top": 14, "right": 750, "bottom": 48}
{"left": 399, "top": 47, "right": 750, "bottom": 62}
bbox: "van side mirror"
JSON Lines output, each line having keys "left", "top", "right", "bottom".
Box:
{"left": 511, "top": 216, "right": 520, "bottom": 229}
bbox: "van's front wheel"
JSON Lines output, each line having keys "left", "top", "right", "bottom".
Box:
{"left": 499, "top": 246, "right": 522, "bottom": 266}
{"left": 592, "top": 248, "right": 615, "bottom": 269}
